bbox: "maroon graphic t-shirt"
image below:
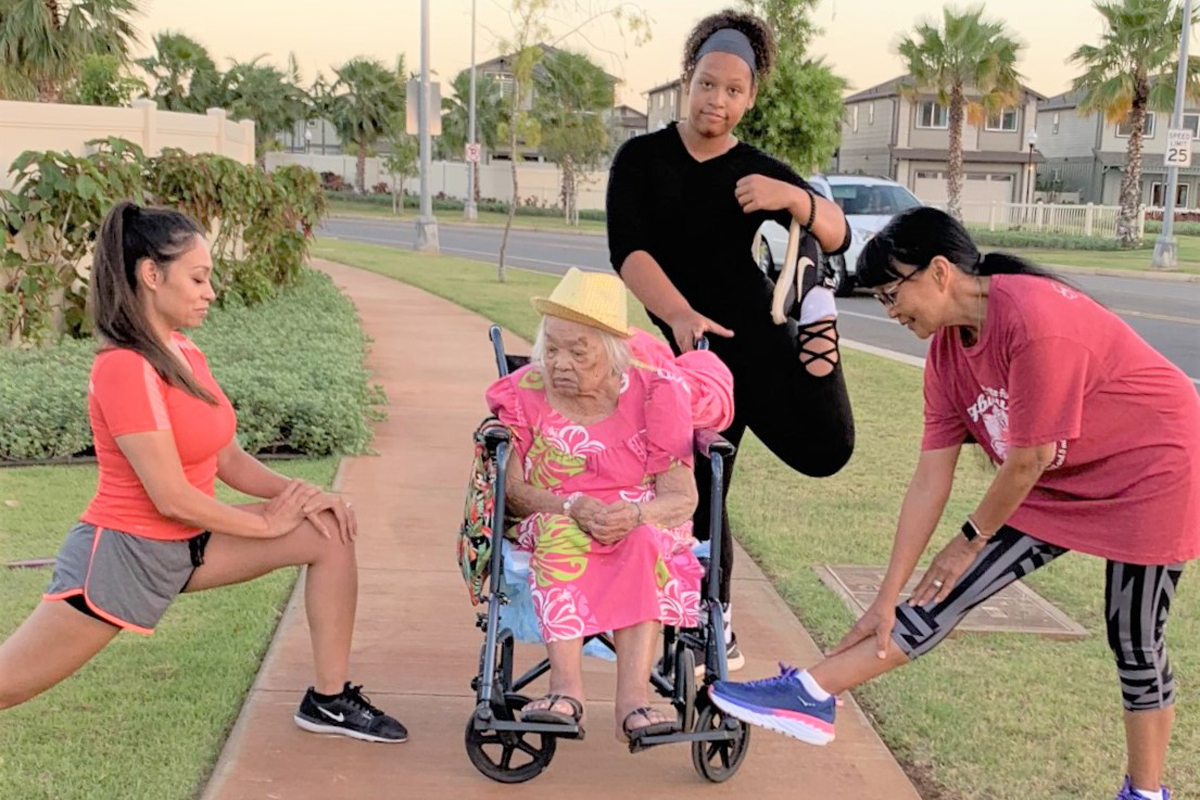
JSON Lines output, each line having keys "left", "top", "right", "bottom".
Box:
{"left": 922, "top": 274, "right": 1199, "bottom": 565}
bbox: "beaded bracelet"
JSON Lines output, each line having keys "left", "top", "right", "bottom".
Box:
{"left": 802, "top": 186, "right": 817, "bottom": 232}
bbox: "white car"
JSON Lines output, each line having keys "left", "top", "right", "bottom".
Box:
{"left": 758, "top": 175, "right": 922, "bottom": 296}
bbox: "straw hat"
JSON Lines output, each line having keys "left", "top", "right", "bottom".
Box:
{"left": 531, "top": 267, "right": 630, "bottom": 338}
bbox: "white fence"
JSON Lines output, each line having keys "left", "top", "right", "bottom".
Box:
{"left": 265, "top": 152, "right": 610, "bottom": 210}
{"left": 0, "top": 98, "right": 255, "bottom": 190}
{"left": 932, "top": 201, "right": 1146, "bottom": 239}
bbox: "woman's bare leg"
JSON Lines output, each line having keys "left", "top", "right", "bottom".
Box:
{"left": 0, "top": 601, "right": 120, "bottom": 710}
{"left": 613, "top": 619, "right": 669, "bottom": 740}
{"left": 523, "top": 638, "right": 586, "bottom": 721}
{"left": 184, "top": 506, "right": 357, "bottom": 695}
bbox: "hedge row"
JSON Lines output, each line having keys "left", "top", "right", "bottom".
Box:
{"left": 967, "top": 228, "right": 1142, "bottom": 251}
{"left": 328, "top": 190, "right": 607, "bottom": 221}
{"left": 0, "top": 269, "right": 382, "bottom": 462}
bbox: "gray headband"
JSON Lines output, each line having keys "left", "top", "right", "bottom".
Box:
{"left": 695, "top": 28, "right": 758, "bottom": 79}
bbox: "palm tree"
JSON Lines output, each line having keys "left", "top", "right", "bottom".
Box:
{"left": 223, "top": 55, "right": 309, "bottom": 164}
{"left": 135, "top": 30, "right": 218, "bottom": 111}
{"left": 1070, "top": 0, "right": 1200, "bottom": 245}
{"left": 329, "top": 56, "right": 406, "bottom": 194}
{"left": 534, "top": 50, "right": 613, "bottom": 224}
{"left": 440, "top": 67, "right": 507, "bottom": 201}
{"left": 0, "top": 0, "right": 142, "bottom": 102}
{"left": 897, "top": 5, "right": 1023, "bottom": 221}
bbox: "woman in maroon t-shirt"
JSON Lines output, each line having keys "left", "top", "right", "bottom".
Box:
{"left": 708, "top": 207, "right": 1198, "bottom": 800}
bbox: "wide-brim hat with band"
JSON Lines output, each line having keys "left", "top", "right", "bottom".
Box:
{"left": 530, "top": 267, "right": 630, "bottom": 338}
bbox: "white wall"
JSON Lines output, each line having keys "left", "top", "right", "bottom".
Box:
{"left": 267, "top": 152, "right": 611, "bottom": 210}
{"left": 0, "top": 98, "right": 255, "bottom": 190}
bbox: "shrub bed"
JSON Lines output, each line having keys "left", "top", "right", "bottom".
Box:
{"left": 0, "top": 269, "right": 381, "bottom": 462}
{"left": 328, "top": 190, "right": 607, "bottom": 221}
{"left": 967, "top": 228, "right": 1143, "bottom": 251}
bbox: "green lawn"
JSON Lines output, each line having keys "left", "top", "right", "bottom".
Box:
{"left": 0, "top": 458, "right": 338, "bottom": 800}
{"left": 327, "top": 197, "right": 607, "bottom": 234}
{"left": 1001, "top": 234, "right": 1200, "bottom": 275}
{"left": 313, "top": 237, "right": 1200, "bottom": 800}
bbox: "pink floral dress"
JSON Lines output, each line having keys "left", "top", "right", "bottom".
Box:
{"left": 485, "top": 345, "right": 709, "bottom": 643}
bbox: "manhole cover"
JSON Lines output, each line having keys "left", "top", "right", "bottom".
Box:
{"left": 814, "top": 565, "right": 1088, "bottom": 640}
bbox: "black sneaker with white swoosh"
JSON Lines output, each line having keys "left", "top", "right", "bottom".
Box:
{"left": 294, "top": 682, "right": 408, "bottom": 743}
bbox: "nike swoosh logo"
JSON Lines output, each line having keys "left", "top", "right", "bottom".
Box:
{"left": 796, "top": 697, "right": 817, "bottom": 708}
{"left": 318, "top": 707, "right": 345, "bottom": 723}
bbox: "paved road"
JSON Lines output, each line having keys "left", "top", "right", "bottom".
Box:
{"left": 320, "top": 216, "right": 1200, "bottom": 384}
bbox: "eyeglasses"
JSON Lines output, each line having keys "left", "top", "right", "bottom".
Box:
{"left": 872, "top": 270, "right": 920, "bottom": 307}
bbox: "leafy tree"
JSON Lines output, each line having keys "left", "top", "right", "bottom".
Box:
{"left": 64, "top": 51, "right": 144, "bottom": 105}
{"left": 534, "top": 49, "right": 614, "bottom": 224}
{"left": 737, "top": 0, "right": 845, "bottom": 174}
{"left": 440, "top": 67, "right": 507, "bottom": 201}
{"left": 135, "top": 30, "right": 220, "bottom": 111}
{"left": 494, "top": 0, "right": 650, "bottom": 281}
{"left": 897, "top": 5, "right": 1023, "bottom": 221}
{"left": 1070, "top": 0, "right": 1200, "bottom": 245}
{"left": 383, "top": 134, "right": 418, "bottom": 214}
{"left": 329, "top": 55, "right": 406, "bottom": 194}
{"left": 223, "top": 54, "right": 310, "bottom": 165}
{"left": 0, "top": 0, "right": 142, "bottom": 101}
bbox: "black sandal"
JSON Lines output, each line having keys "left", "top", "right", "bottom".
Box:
{"left": 520, "top": 693, "right": 585, "bottom": 737}
{"left": 621, "top": 706, "right": 677, "bottom": 743}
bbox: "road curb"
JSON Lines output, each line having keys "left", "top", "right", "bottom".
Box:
{"left": 1043, "top": 263, "right": 1200, "bottom": 283}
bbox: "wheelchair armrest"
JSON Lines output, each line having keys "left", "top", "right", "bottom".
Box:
{"left": 483, "top": 426, "right": 511, "bottom": 451}
{"left": 694, "top": 429, "right": 735, "bottom": 459}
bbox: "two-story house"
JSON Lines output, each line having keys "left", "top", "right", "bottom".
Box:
{"left": 477, "top": 43, "right": 619, "bottom": 161}
{"left": 646, "top": 78, "right": 686, "bottom": 131}
{"left": 605, "top": 104, "right": 648, "bottom": 144}
{"left": 837, "top": 76, "right": 1045, "bottom": 206}
{"left": 1037, "top": 89, "right": 1199, "bottom": 207}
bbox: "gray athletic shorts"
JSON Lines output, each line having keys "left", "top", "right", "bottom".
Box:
{"left": 44, "top": 522, "right": 211, "bottom": 635}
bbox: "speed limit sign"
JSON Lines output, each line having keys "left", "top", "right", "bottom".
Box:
{"left": 1165, "top": 128, "right": 1193, "bottom": 168}
{"left": 465, "top": 143, "right": 481, "bottom": 163}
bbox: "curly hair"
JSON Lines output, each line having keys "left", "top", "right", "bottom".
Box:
{"left": 682, "top": 9, "right": 776, "bottom": 84}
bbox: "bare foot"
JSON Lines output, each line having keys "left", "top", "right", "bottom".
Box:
{"left": 615, "top": 704, "right": 673, "bottom": 742}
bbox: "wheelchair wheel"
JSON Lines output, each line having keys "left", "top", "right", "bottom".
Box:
{"left": 691, "top": 703, "right": 751, "bottom": 783}
{"left": 675, "top": 646, "right": 696, "bottom": 733}
{"left": 465, "top": 693, "right": 557, "bottom": 783}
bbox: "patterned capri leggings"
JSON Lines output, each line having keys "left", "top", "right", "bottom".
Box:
{"left": 891, "top": 525, "right": 1185, "bottom": 712}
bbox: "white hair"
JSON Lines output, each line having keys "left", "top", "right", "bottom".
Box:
{"left": 531, "top": 316, "right": 630, "bottom": 377}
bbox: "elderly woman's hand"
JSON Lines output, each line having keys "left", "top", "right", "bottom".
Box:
{"left": 568, "top": 495, "right": 607, "bottom": 533}
{"left": 588, "top": 501, "right": 640, "bottom": 545}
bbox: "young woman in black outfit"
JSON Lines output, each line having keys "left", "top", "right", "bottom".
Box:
{"left": 606, "top": 10, "right": 855, "bottom": 666}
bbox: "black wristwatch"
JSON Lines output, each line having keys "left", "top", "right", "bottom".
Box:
{"left": 961, "top": 517, "right": 983, "bottom": 542}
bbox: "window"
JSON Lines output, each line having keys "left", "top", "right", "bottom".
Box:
{"left": 916, "top": 101, "right": 949, "bottom": 129}
{"left": 829, "top": 183, "right": 922, "bottom": 215}
{"left": 868, "top": 103, "right": 875, "bottom": 126}
{"left": 985, "top": 107, "right": 1019, "bottom": 132}
{"left": 850, "top": 105, "right": 859, "bottom": 133}
{"left": 1116, "top": 111, "right": 1156, "bottom": 138}
{"left": 1052, "top": 112, "right": 1060, "bottom": 135}
{"left": 1180, "top": 184, "right": 1190, "bottom": 207}
{"left": 1184, "top": 113, "right": 1200, "bottom": 138}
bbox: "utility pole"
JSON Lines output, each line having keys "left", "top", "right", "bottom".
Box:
{"left": 1152, "top": 0, "right": 1192, "bottom": 268}
{"left": 464, "top": 0, "right": 479, "bottom": 221}
{"left": 415, "top": 0, "right": 440, "bottom": 253}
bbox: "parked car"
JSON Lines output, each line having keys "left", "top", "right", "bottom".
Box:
{"left": 757, "top": 175, "right": 922, "bottom": 296}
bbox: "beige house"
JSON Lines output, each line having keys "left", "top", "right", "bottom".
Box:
{"left": 1037, "top": 89, "right": 1200, "bottom": 207}
{"left": 836, "top": 76, "right": 1045, "bottom": 205}
{"left": 646, "top": 78, "right": 686, "bottom": 131}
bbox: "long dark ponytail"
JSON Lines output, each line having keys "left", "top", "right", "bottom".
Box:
{"left": 91, "top": 201, "right": 216, "bottom": 403}
{"left": 857, "top": 206, "right": 1075, "bottom": 286}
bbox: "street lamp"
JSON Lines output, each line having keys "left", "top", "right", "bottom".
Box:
{"left": 1025, "top": 128, "right": 1038, "bottom": 206}
{"left": 464, "top": 0, "right": 478, "bottom": 221}
{"left": 415, "top": 0, "right": 440, "bottom": 253}
{"left": 1153, "top": 0, "right": 1192, "bottom": 269}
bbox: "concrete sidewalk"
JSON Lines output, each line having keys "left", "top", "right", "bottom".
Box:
{"left": 199, "top": 258, "right": 922, "bottom": 800}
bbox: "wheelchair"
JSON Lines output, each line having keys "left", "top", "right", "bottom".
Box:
{"left": 462, "top": 324, "right": 751, "bottom": 784}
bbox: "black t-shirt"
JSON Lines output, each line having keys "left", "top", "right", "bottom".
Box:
{"left": 606, "top": 123, "right": 843, "bottom": 331}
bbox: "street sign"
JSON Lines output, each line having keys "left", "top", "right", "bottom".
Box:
{"left": 1165, "top": 128, "right": 1193, "bottom": 168}
{"left": 405, "top": 79, "right": 442, "bottom": 137}
{"left": 465, "top": 142, "right": 481, "bottom": 163}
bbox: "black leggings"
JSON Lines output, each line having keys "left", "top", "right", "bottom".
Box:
{"left": 892, "top": 525, "right": 1184, "bottom": 712}
{"left": 660, "top": 314, "right": 856, "bottom": 604}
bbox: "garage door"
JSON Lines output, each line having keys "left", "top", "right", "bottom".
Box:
{"left": 912, "top": 171, "right": 1015, "bottom": 204}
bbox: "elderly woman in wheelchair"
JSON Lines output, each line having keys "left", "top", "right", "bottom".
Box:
{"left": 483, "top": 268, "right": 734, "bottom": 746}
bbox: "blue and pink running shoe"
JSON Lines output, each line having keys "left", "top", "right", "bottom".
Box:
{"left": 1114, "top": 775, "right": 1171, "bottom": 800}
{"left": 708, "top": 664, "right": 836, "bottom": 745}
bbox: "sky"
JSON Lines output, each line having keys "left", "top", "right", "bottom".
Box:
{"left": 127, "top": 0, "right": 1198, "bottom": 108}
